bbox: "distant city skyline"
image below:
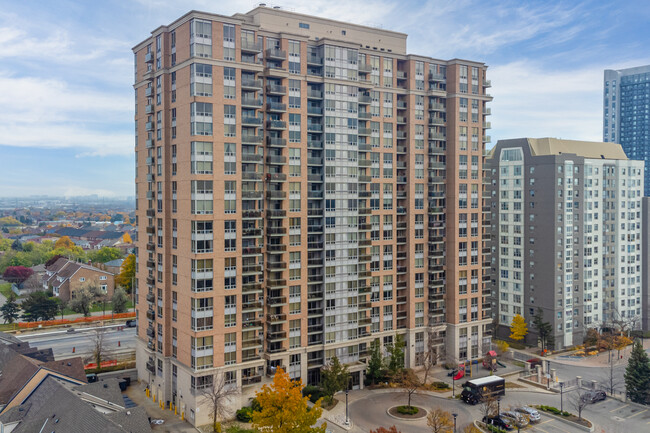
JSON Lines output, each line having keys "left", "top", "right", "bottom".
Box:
{"left": 1, "top": 0, "right": 650, "bottom": 196}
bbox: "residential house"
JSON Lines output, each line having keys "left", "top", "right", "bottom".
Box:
{"left": 43, "top": 257, "right": 115, "bottom": 301}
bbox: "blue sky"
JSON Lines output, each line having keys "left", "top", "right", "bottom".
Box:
{"left": 1, "top": 0, "right": 649, "bottom": 197}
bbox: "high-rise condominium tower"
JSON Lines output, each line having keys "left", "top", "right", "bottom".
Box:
{"left": 133, "top": 6, "right": 492, "bottom": 425}
{"left": 604, "top": 65, "right": 650, "bottom": 195}
{"left": 487, "top": 138, "right": 644, "bottom": 350}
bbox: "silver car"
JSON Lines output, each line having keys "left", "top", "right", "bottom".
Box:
{"left": 514, "top": 406, "right": 541, "bottom": 423}
{"left": 501, "top": 411, "right": 530, "bottom": 428}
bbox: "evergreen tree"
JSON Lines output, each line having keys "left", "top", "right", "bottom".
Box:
{"left": 21, "top": 291, "right": 58, "bottom": 322}
{"left": 0, "top": 292, "right": 21, "bottom": 324}
{"left": 320, "top": 356, "right": 350, "bottom": 404}
{"left": 532, "top": 307, "right": 554, "bottom": 351}
{"left": 624, "top": 339, "right": 650, "bottom": 404}
{"left": 366, "top": 339, "right": 384, "bottom": 384}
{"left": 387, "top": 334, "right": 405, "bottom": 375}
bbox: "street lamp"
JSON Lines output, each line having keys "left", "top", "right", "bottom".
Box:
{"left": 452, "top": 412, "right": 457, "bottom": 433}
{"left": 452, "top": 372, "right": 455, "bottom": 398}
{"left": 497, "top": 396, "right": 501, "bottom": 415}
{"left": 345, "top": 388, "right": 349, "bottom": 426}
{"left": 560, "top": 382, "right": 564, "bottom": 413}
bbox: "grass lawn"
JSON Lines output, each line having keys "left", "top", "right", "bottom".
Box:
{"left": 61, "top": 300, "right": 134, "bottom": 316}
{"left": 0, "top": 282, "right": 13, "bottom": 299}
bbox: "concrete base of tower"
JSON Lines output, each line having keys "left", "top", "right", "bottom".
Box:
{"left": 444, "top": 318, "right": 493, "bottom": 364}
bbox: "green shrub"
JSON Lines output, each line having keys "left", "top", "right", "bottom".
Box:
{"left": 302, "top": 385, "right": 326, "bottom": 403}
{"left": 561, "top": 411, "right": 571, "bottom": 417}
{"left": 396, "top": 405, "right": 419, "bottom": 415}
{"left": 236, "top": 407, "right": 253, "bottom": 422}
{"left": 432, "top": 381, "right": 450, "bottom": 389}
{"left": 251, "top": 398, "right": 261, "bottom": 412}
{"left": 485, "top": 424, "right": 506, "bottom": 433}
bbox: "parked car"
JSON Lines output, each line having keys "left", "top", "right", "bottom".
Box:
{"left": 514, "top": 406, "right": 541, "bottom": 423}
{"left": 581, "top": 390, "right": 607, "bottom": 403}
{"left": 501, "top": 411, "right": 529, "bottom": 428}
{"left": 125, "top": 320, "right": 136, "bottom": 328}
{"left": 482, "top": 415, "right": 513, "bottom": 431}
{"left": 527, "top": 358, "right": 542, "bottom": 368}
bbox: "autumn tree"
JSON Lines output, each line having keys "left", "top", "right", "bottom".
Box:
{"left": 122, "top": 233, "right": 133, "bottom": 243}
{"left": 0, "top": 292, "right": 21, "bottom": 324}
{"left": 252, "top": 367, "right": 326, "bottom": 433}
{"left": 398, "top": 369, "right": 420, "bottom": 408}
{"left": 54, "top": 236, "right": 75, "bottom": 250}
{"left": 320, "top": 356, "right": 350, "bottom": 405}
{"left": 370, "top": 427, "right": 402, "bottom": 433}
{"left": 202, "top": 373, "right": 238, "bottom": 432}
{"left": 427, "top": 408, "right": 454, "bottom": 433}
{"left": 2, "top": 266, "right": 34, "bottom": 284}
{"left": 509, "top": 314, "right": 528, "bottom": 341}
{"left": 625, "top": 339, "right": 650, "bottom": 404}
{"left": 89, "top": 328, "right": 109, "bottom": 370}
{"left": 116, "top": 254, "right": 135, "bottom": 293}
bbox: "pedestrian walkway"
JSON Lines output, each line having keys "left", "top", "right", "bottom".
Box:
{"left": 547, "top": 339, "right": 650, "bottom": 368}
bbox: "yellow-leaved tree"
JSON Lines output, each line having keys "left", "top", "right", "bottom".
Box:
{"left": 509, "top": 314, "right": 528, "bottom": 341}
{"left": 252, "top": 367, "right": 326, "bottom": 433}
{"left": 116, "top": 254, "right": 136, "bottom": 293}
{"left": 122, "top": 233, "right": 133, "bottom": 243}
{"left": 54, "top": 236, "right": 75, "bottom": 250}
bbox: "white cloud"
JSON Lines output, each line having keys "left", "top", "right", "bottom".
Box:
{"left": 0, "top": 74, "right": 132, "bottom": 156}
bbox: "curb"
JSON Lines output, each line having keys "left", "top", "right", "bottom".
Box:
{"left": 536, "top": 409, "right": 594, "bottom": 432}
{"left": 386, "top": 406, "right": 428, "bottom": 421}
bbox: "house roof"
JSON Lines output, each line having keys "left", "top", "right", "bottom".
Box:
{"left": 104, "top": 259, "right": 125, "bottom": 268}
{"left": 74, "top": 378, "right": 125, "bottom": 408}
{"left": 105, "top": 406, "right": 152, "bottom": 433}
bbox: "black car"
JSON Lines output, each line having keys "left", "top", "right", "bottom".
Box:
{"left": 482, "top": 415, "right": 513, "bottom": 431}
{"left": 581, "top": 390, "right": 606, "bottom": 403}
{"left": 125, "top": 319, "right": 136, "bottom": 328}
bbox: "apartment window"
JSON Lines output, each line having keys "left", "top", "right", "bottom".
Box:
{"left": 223, "top": 67, "right": 236, "bottom": 99}
{"left": 191, "top": 141, "right": 213, "bottom": 174}
{"left": 190, "top": 19, "right": 212, "bottom": 58}
{"left": 191, "top": 221, "right": 214, "bottom": 253}
{"left": 190, "top": 336, "right": 213, "bottom": 370}
{"left": 191, "top": 180, "right": 213, "bottom": 215}
{"left": 191, "top": 259, "right": 213, "bottom": 292}
{"left": 224, "top": 220, "right": 236, "bottom": 251}
{"left": 190, "top": 63, "right": 213, "bottom": 96}
{"left": 224, "top": 180, "right": 236, "bottom": 213}
{"left": 224, "top": 332, "right": 236, "bottom": 365}
{"left": 190, "top": 102, "right": 213, "bottom": 136}
{"left": 191, "top": 297, "right": 214, "bottom": 331}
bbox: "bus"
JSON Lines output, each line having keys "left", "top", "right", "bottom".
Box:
{"left": 460, "top": 375, "right": 506, "bottom": 405}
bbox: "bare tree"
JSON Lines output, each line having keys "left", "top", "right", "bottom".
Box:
{"left": 598, "top": 349, "right": 624, "bottom": 396}
{"left": 479, "top": 394, "right": 498, "bottom": 421}
{"left": 202, "top": 373, "right": 238, "bottom": 432}
{"left": 397, "top": 369, "right": 419, "bottom": 408}
{"left": 89, "top": 328, "right": 109, "bottom": 370}
{"left": 426, "top": 407, "right": 454, "bottom": 433}
{"left": 421, "top": 332, "right": 446, "bottom": 385}
{"left": 570, "top": 389, "right": 591, "bottom": 420}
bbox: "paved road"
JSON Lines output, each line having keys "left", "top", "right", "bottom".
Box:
{"left": 17, "top": 325, "right": 136, "bottom": 359}
{"left": 547, "top": 356, "right": 627, "bottom": 396}
{"left": 344, "top": 389, "right": 649, "bottom": 433}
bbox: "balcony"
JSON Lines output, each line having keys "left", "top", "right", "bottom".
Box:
{"left": 145, "top": 87, "right": 153, "bottom": 97}
{"left": 242, "top": 227, "right": 263, "bottom": 236}
{"left": 266, "top": 84, "right": 287, "bottom": 94}
{"left": 267, "top": 209, "right": 287, "bottom": 218}
{"left": 265, "top": 48, "right": 286, "bottom": 60}
{"left": 307, "top": 157, "right": 323, "bottom": 165}
{"left": 242, "top": 375, "right": 262, "bottom": 386}
{"left": 267, "top": 137, "right": 287, "bottom": 147}
{"left": 242, "top": 300, "right": 263, "bottom": 311}
{"left": 267, "top": 295, "right": 287, "bottom": 305}
{"left": 266, "top": 190, "right": 287, "bottom": 199}
{"left": 266, "top": 155, "right": 287, "bottom": 164}
{"left": 242, "top": 210, "right": 262, "bottom": 219}
{"left": 268, "top": 173, "right": 287, "bottom": 182}
{"left": 267, "top": 278, "right": 287, "bottom": 288}
{"left": 308, "top": 106, "right": 323, "bottom": 115}
{"left": 242, "top": 319, "right": 262, "bottom": 329}
{"left": 267, "top": 244, "right": 287, "bottom": 252}
{"left": 307, "top": 89, "right": 323, "bottom": 99}
{"left": 266, "top": 120, "right": 287, "bottom": 130}
{"left": 267, "top": 226, "right": 287, "bottom": 235}
{"left": 358, "top": 95, "right": 372, "bottom": 104}
{"left": 241, "top": 40, "right": 263, "bottom": 53}
{"left": 307, "top": 55, "right": 323, "bottom": 65}
{"left": 429, "top": 117, "right": 445, "bottom": 126}
{"left": 307, "top": 123, "right": 323, "bottom": 132}
{"left": 242, "top": 153, "right": 263, "bottom": 163}
{"left": 358, "top": 63, "right": 372, "bottom": 73}
{"left": 242, "top": 98, "right": 263, "bottom": 108}
{"left": 396, "top": 71, "right": 407, "bottom": 79}
{"left": 483, "top": 79, "right": 492, "bottom": 87}
{"left": 242, "top": 172, "right": 263, "bottom": 181}
{"left": 428, "top": 72, "right": 445, "bottom": 81}
{"left": 267, "top": 330, "right": 287, "bottom": 341}
{"left": 266, "top": 313, "right": 287, "bottom": 323}
{"left": 145, "top": 52, "right": 154, "bottom": 63}
{"left": 242, "top": 117, "right": 263, "bottom": 126}
{"left": 241, "top": 78, "right": 263, "bottom": 89}
{"left": 267, "top": 102, "right": 286, "bottom": 112}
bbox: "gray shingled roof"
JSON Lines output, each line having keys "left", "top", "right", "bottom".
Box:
{"left": 74, "top": 378, "right": 125, "bottom": 408}
{"left": 105, "top": 406, "right": 153, "bottom": 433}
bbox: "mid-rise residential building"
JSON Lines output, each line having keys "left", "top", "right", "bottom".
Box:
{"left": 604, "top": 65, "right": 650, "bottom": 195}
{"left": 133, "top": 6, "right": 492, "bottom": 425}
{"left": 642, "top": 197, "right": 650, "bottom": 331}
{"left": 487, "top": 138, "right": 644, "bottom": 349}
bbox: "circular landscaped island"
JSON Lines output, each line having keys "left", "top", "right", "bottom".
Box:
{"left": 387, "top": 405, "right": 428, "bottom": 420}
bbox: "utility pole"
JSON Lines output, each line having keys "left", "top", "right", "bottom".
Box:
{"left": 560, "top": 382, "right": 564, "bottom": 412}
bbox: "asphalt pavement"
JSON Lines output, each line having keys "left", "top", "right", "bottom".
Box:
{"left": 16, "top": 325, "right": 136, "bottom": 359}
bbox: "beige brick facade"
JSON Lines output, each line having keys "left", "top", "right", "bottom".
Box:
{"left": 133, "top": 6, "right": 492, "bottom": 426}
